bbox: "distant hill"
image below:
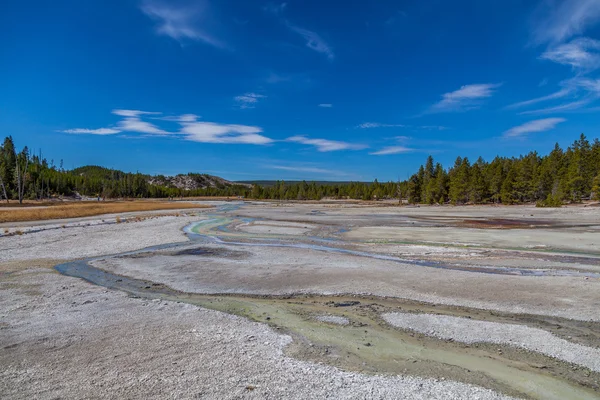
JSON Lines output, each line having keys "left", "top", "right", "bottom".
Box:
{"left": 71, "top": 165, "right": 128, "bottom": 180}
{"left": 72, "top": 166, "right": 251, "bottom": 191}
{"left": 150, "top": 173, "right": 251, "bottom": 190}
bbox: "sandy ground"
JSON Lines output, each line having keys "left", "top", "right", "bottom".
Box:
{"left": 2, "top": 201, "right": 599, "bottom": 399}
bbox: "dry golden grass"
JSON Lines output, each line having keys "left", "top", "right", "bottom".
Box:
{"left": 0, "top": 201, "right": 208, "bottom": 223}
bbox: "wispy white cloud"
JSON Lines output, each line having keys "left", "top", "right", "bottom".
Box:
{"left": 357, "top": 122, "right": 405, "bottom": 129}
{"left": 503, "top": 118, "right": 566, "bottom": 138}
{"left": 540, "top": 37, "right": 600, "bottom": 71}
{"left": 112, "top": 109, "right": 160, "bottom": 117}
{"left": 532, "top": 0, "right": 600, "bottom": 45}
{"left": 506, "top": 87, "right": 572, "bottom": 109}
{"left": 518, "top": 99, "right": 591, "bottom": 115}
{"left": 428, "top": 83, "right": 501, "bottom": 113}
{"left": 511, "top": 77, "right": 600, "bottom": 114}
{"left": 370, "top": 146, "right": 415, "bottom": 156}
{"left": 180, "top": 118, "right": 272, "bottom": 144}
{"left": 577, "top": 77, "right": 600, "bottom": 91}
{"left": 66, "top": 110, "right": 272, "bottom": 145}
{"left": 62, "top": 128, "right": 121, "bottom": 135}
{"left": 140, "top": 0, "right": 226, "bottom": 48}
{"left": 318, "top": 103, "right": 333, "bottom": 108}
{"left": 287, "top": 24, "right": 334, "bottom": 60}
{"left": 520, "top": 1, "right": 600, "bottom": 114}
{"left": 287, "top": 135, "right": 365, "bottom": 152}
{"left": 118, "top": 118, "right": 169, "bottom": 135}
{"left": 155, "top": 114, "right": 200, "bottom": 122}
{"left": 264, "top": 4, "right": 333, "bottom": 61}
{"left": 234, "top": 93, "right": 266, "bottom": 109}
{"left": 357, "top": 123, "right": 447, "bottom": 131}
{"left": 112, "top": 109, "right": 170, "bottom": 135}
{"left": 419, "top": 125, "right": 449, "bottom": 131}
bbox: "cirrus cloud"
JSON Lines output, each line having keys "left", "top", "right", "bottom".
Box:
{"left": 532, "top": 0, "right": 600, "bottom": 45}
{"left": 287, "top": 24, "right": 334, "bottom": 60}
{"left": 235, "top": 93, "right": 266, "bottom": 109}
{"left": 287, "top": 135, "right": 366, "bottom": 152}
{"left": 357, "top": 122, "right": 405, "bottom": 129}
{"left": 427, "top": 83, "right": 501, "bottom": 113}
{"left": 62, "top": 128, "right": 121, "bottom": 135}
{"left": 540, "top": 37, "right": 600, "bottom": 71}
{"left": 503, "top": 118, "right": 566, "bottom": 138}
{"left": 140, "top": 0, "right": 227, "bottom": 49}
{"left": 369, "top": 146, "right": 415, "bottom": 156}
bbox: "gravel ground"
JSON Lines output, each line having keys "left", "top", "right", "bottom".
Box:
{"left": 383, "top": 312, "right": 600, "bottom": 372}
{"left": 0, "top": 271, "right": 515, "bottom": 400}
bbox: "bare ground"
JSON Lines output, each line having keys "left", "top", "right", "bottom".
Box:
{"left": 1, "top": 201, "right": 599, "bottom": 399}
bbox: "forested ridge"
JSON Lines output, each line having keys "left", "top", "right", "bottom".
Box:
{"left": 1, "top": 134, "right": 599, "bottom": 205}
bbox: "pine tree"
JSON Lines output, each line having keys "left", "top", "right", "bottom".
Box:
{"left": 592, "top": 174, "right": 600, "bottom": 200}
{"left": 421, "top": 156, "right": 435, "bottom": 203}
{"left": 469, "top": 157, "right": 487, "bottom": 203}
{"left": 449, "top": 157, "right": 470, "bottom": 204}
{"left": 500, "top": 165, "right": 518, "bottom": 204}
{"left": 407, "top": 166, "right": 424, "bottom": 203}
{"left": 0, "top": 136, "right": 17, "bottom": 197}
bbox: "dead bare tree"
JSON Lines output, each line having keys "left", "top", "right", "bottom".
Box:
{"left": 0, "top": 175, "right": 8, "bottom": 203}
{"left": 16, "top": 155, "right": 29, "bottom": 205}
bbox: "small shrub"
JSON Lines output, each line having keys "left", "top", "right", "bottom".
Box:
{"left": 536, "top": 194, "right": 563, "bottom": 208}
{"left": 116, "top": 217, "right": 122, "bottom": 224}
{"left": 15, "top": 230, "right": 23, "bottom": 235}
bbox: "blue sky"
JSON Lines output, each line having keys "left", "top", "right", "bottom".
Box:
{"left": 1, "top": 0, "right": 599, "bottom": 181}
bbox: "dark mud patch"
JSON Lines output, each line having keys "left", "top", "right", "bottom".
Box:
{"left": 172, "top": 246, "right": 250, "bottom": 259}
{"left": 329, "top": 300, "right": 361, "bottom": 307}
{"left": 118, "top": 246, "right": 250, "bottom": 260}
{"left": 460, "top": 218, "right": 553, "bottom": 229}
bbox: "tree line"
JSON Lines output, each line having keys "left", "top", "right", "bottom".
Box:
{"left": 1, "top": 134, "right": 598, "bottom": 205}
{"left": 403, "top": 134, "right": 600, "bottom": 205}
